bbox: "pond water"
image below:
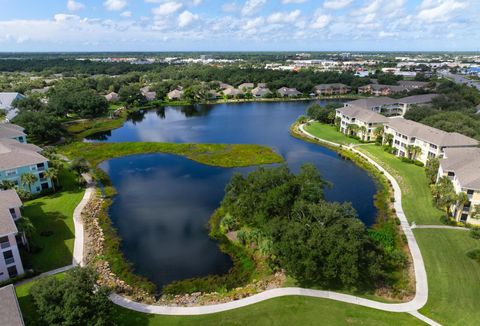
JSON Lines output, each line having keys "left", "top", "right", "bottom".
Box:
{"left": 93, "top": 101, "right": 378, "bottom": 290}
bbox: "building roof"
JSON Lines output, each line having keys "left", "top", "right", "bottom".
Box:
{"left": 397, "top": 80, "right": 429, "bottom": 88}
{"left": 359, "top": 84, "right": 406, "bottom": 92}
{"left": 0, "top": 190, "right": 22, "bottom": 236}
{"left": 0, "top": 124, "right": 25, "bottom": 140}
{"left": 336, "top": 106, "right": 389, "bottom": 124}
{"left": 0, "top": 285, "right": 24, "bottom": 326}
{"left": 314, "top": 83, "right": 351, "bottom": 90}
{"left": 167, "top": 89, "right": 184, "bottom": 99}
{"left": 277, "top": 87, "right": 301, "bottom": 96}
{"left": 238, "top": 83, "right": 254, "bottom": 89}
{"left": 346, "top": 97, "right": 399, "bottom": 109}
{"left": 0, "top": 138, "right": 46, "bottom": 171}
{"left": 223, "top": 87, "right": 243, "bottom": 96}
{"left": 105, "top": 92, "right": 119, "bottom": 101}
{"left": 396, "top": 93, "right": 438, "bottom": 105}
{"left": 386, "top": 117, "right": 479, "bottom": 147}
{"left": 252, "top": 87, "right": 272, "bottom": 96}
{"left": 441, "top": 147, "right": 480, "bottom": 191}
{"left": 0, "top": 93, "right": 25, "bottom": 110}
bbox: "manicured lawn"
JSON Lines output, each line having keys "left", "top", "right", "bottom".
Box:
{"left": 113, "top": 296, "right": 422, "bottom": 326}
{"left": 21, "top": 169, "right": 85, "bottom": 272}
{"left": 357, "top": 144, "right": 444, "bottom": 225}
{"left": 415, "top": 229, "right": 480, "bottom": 325}
{"left": 304, "top": 122, "right": 361, "bottom": 145}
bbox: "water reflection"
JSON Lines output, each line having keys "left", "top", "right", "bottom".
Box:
{"left": 95, "top": 101, "right": 378, "bottom": 290}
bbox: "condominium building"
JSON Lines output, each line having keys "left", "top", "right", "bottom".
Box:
{"left": 314, "top": 83, "right": 351, "bottom": 96}
{"left": 438, "top": 147, "right": 480, "bottom": 225}
{"left": 384, "top": 117, "right": 479, "bottom": 164}
{"left": 344, "top": 94, "right": 438, "bottom": 117}
{"left": 335, "top": 106, "right": 388, "bottom": 141}
{"left": 0, "top": 139, "right": 52, "bottom": 193}
{"left": 0, "top": 124, "right": 27, "bottom": 143}
{"left": 0, "top": 190, "right": 25, "bottom": 282}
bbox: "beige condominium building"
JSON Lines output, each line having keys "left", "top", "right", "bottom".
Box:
{"left": 335, "top": 106, "right": 388, "bottom": 141}
{"left": 438, "top": 147, "right": 480, "bottom": 225}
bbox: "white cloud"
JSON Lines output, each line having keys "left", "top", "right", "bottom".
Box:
{"left": 152, "top": 2, "right": 183, "bottom": 16}
{"left": 67, "top": 0, "right": 85, "bottom": 11}
{"left": 192, "top": 0, "right": 202, "bottom": 5}
{"left": 104, "top": 0, "right": 127, "bottom": 11}
{"left": 323, "top": 0, "right": 352, "bottom": 10}
{"left": 281, "top": 0, "right": 307, "bottom": 3}
{"left": 54, "top": 13, "right": 80, "bottom": 22}
{"left": 242, "top": 17, "right": 264, "bottom": 30}
{"left": 310, "top": 13, "right": 331, "bottom": 29}
{"left": 417, "top": 0, "right": 466, "bottom": 22}
{"left": 378, "top": 30, "right": 397, "bottom": 38}
{"left": 222, "top": 2, "right": 238, "bottom": 13}
{"left": 353, "top": 0, "right": 382, "bottom": 16}
{"left": 178, "top": 10, "right": 199, "bottom": 27}
{"left": 120, "top": 11, "right": 132, "bottom": 17}
{"left": 266, "top": 10, "right": 301, "bottom": 24}
{"left": 241, "top": 0, "right": 266, "bottom": 16}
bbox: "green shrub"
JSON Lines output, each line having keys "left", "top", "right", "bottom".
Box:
{"left": 414, "top": 160, "right": 425, "bottom": 167}
{"left": 466, "top": 249, "right": 480, "bottom": 263}
{"left": 470, "top": 228, "right": 480, "bottom": 240}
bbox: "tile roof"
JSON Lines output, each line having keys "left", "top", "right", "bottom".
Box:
{"left": 336, "top": 106, "right": 389, "bottom": 123}
{"left": 0, "top": 124, "right": 25, "bottom": 140}
{"left": 346, "top": 97, "right": 399, "bottom": 109}
{"left": 0, "top": 139, "right": 46, "bottom": 171}
{"left": 441, "top": 147, "right": 480, "bottom": 191}
{"left": 396, "top": 93, "right": 438, "bottom": 105}
{"left": 0, "top": 285, "right": 24, "bottom": 326}
{"left": 386, "top": 117, "right": 479, "bottom": 147}
{"left": 0, "top": 190, "right": 21, "bottom": 236}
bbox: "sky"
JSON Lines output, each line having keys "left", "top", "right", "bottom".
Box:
{"left": 0, "top": 0, "right": 478, "bottom": 52}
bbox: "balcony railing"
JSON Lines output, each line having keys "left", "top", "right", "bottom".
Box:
{"left": 5, "top": 257, "right": 15, "bottom": 265}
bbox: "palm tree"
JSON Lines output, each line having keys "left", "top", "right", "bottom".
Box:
{"left": 0, "top": 180, "right": 16, "bottom": 190}
{"left": 347, "top": 124, "right": 359, "bottom": 137}
{"left": 406, "top": 145, "right": 422, "bottom": 160}
{"left": 16, "top": 216, "right": 35, "bottom": 252}
{"left": 359, "top": 126, "right": 367, "bottom": 141}
{"left": 21, "top": 173, "right": 38, "bottom": 193}
{"left": 384, "top": 134, "right": 394, "bottom": 146}
{"left": 43, "top": 168, "right": 59, "bottom": 192}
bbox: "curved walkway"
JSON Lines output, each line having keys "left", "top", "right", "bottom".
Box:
{"left": 72, "top": 173, "right": 95, "bottom": 267}
{"left": 106, "top": 124, "right": 438, "bottom": 324}
{"left": 411, "top": 224, "right": 469, "bottom": 231}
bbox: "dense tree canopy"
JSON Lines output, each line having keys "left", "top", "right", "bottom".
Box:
{"left": 30, "top": 267, "right": 113, "bottom": 326}
{"left": 221, "top": 165, "right": 385, "bottom": 288}
{"left": 306, "top": 102, "right": 343, "bottom": 124}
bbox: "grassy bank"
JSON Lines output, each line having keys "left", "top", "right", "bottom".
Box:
{"left": 304, "top": 121, "right": 361, "bottom": 145}
{"left": 64, "top": 111, "right": 128, "bottom": 140}
{"left": 21, "top": 169, "right": 85, "bottom": 273}
{"left": 416, "top": 229, "right": 480, "bottom": 325}
{"left": 356, "top": 144, "right": 444, "bottom": 225}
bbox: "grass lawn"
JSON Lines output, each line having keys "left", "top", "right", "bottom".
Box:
{"left": 357, "top": 144, "right": 444, "bottom": 225}
{"left": 15, "top": 277, "right": 421, "bottom": 326}
{"left": 415, "top": 229, "right": 480, "bottom": 325}
{"left": 113, "top": 296, "right": 422, "bottom": 326}
{"left": 21, "top": 169, "right": 85, "bottom": 272}
{"left": 304, "top": 122, "right": 361, "bottom": 145}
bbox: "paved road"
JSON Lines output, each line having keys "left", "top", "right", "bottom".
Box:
{"left": 438, "top": 70, "right": 480, "bottom": 91}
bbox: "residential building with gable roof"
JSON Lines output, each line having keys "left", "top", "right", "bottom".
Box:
{"left": 438, "top": 147, "right": 480, "bottom": 225}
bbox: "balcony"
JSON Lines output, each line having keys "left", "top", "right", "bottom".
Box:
{"left": 5, "top": 257, "right": 15, "bottom": 265}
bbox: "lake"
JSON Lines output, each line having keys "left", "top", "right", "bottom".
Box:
{"left": 93, "top": 101, "right": 378, "bottom": 290}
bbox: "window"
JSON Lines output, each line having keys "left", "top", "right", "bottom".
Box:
{"left": 3, "top": 250, "right": 14, "bottom": 265}
{"left": 9, "top": 208, "right": 17, "bottom": 219}
{"left": 0, "top": 236, "right": 9, "bottom": 249}
{"left": 467, "top": 189, "right": 474, "bottom": 195}
{"left": 5, "top": 169, "right": 17, "bottom": 177}
{"left": 7, "top": 266, "right": 17, "bottom": 278}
